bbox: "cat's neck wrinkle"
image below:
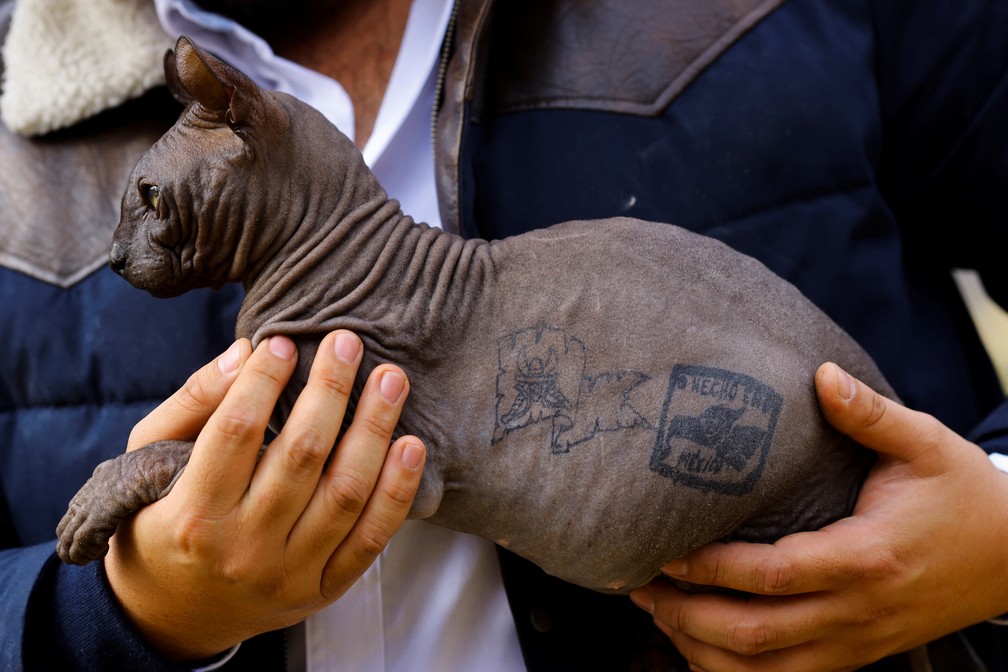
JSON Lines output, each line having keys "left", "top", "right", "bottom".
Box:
{"left": 235, "top": 180, "right": 493, "bottom": 355}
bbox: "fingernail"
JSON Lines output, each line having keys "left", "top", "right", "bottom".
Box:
{"left": 835, "top": 363, "right": 855, "bottom": 401}
{"left": 402, "top": 441, "right": 424, "bottom": 471}
{"left": 662, "top": 559, "right": 687, "bottom": 577}
{"left": 380, "top": 371, "right": 404, "bottom": 403}
{"left": 333, "top": 332, "right": 360, "bottom": 363}
{"left": 217, "top": 340, "right": 242, "bottom": 374}
{"left": 689, "top": 665, "right": 707, "bottom": 672}
{"left": 629, "top": 589, "right": 654, "bottom": 614}
{"left": 268, "top": 336, "right": 296, "bottom": 360}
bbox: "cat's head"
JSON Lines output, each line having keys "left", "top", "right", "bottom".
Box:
{"left": 110, "top": 36, "right": 295, "bottom": 297}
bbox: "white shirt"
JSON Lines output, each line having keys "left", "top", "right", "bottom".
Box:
{"left": 154, "top": 2, "right": 526, "bottom": 670}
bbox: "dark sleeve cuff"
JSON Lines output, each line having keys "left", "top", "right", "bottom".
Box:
{"left": 0, "top": 543, "right": 56, "bottom": 670}
{"left": 15, "top": 548, "right": 285, "bottom": 671}
{"left": 23, "top": 556, "right": 192, "bottom": 671}
{"left": 969, "top": 399, "right": 1008, "bottom": 455}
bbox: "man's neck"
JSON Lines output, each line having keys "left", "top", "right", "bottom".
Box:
{"left": 256, "top": 0, "right": 413, "bottom": 148}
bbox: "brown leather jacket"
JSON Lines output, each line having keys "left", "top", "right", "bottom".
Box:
{"left": 4, "top": 1, "right": 1006, "bottom": 670}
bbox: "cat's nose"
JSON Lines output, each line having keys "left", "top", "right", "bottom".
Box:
{"left": 109, "top": 242, "right": 127, "bottom": 275}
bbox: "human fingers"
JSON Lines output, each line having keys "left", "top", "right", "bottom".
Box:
{"left": 250, "top": 331, "right": 362, "bottom": 530}
{"left": 653, "top": 515, "right": 886, "bottom": 596}
{"left": 127, "top": 339, "right": 252, "bottom": 450}
{"left": 661, "top": 624, "right": 862, "bottom": 672}
{"left": 320, "top": 434, "right": 425, "bottom": 599}
{"left": 180, "top": 336, "right": 299, "bottom": 513}
{"left": 289, "top": 362, "right": 412, "bottom": 576}
{"left": 635, "top": 577, "right": 869, "bottom": 662}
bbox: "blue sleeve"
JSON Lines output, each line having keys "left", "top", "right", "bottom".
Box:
{"left": 17, "top": 549, "right": 275, "bottom": 671}
{"left": 2, "top": 544, "right": 190, "bottom": 672}
{"left": 0, "top": 544, "right": 55, "bottom": 671}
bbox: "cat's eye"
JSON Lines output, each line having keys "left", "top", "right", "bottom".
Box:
{"left": 145, "top": 185, "right": 161, "bottom": 210}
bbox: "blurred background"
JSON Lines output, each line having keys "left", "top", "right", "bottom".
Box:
{"left": 955, "top": 269, "right": 1008, "bottom": 393}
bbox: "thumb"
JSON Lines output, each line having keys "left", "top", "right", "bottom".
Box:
{"left": 815, "top": 362, "right": 948, "bottom": 467}
{"left": 127, "top": 339, "right": 253, "bottom": 450}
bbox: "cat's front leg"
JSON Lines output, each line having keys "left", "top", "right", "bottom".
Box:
{"left": 56, "top": 440, "right": 195, "bottom": 565}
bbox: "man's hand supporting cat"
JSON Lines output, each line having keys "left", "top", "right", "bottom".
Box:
{"left": 104, "top": 330, "right": 426, "bottom": 662}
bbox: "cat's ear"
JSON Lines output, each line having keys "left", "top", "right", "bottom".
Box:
{"left": 164, "top": 48, "right": 194, "bottom": 106}
{"left": 165, "top": 36, "right": 262, "bottom": 134}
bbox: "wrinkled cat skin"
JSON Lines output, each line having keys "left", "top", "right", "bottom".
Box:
{"left": 58, "top": 37, "right": 891, "bottom": 593}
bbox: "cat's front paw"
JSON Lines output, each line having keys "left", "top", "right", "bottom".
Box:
{"left": 55, "top": 459, "right": 124, "bottom": 564}
{"left": 55, "top": 441, "right": 196, "bottom": 564}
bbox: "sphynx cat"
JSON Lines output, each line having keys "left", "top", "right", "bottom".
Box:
{"left": 56, "top": 37, "right": 892, "bottom": 594}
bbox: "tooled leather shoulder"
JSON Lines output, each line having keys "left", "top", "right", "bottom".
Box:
{"left": 471, "top": 0, "right": 790, "bottom": 119}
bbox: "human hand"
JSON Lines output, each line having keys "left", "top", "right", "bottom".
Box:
{"left": 104, "top": 330, "right": 425, "bottom": 661}
{"left": 630, "top": 362, "right": 1008, "bottom": 671}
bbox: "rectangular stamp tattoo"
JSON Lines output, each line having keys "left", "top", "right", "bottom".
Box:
{"left": 651, "top": 365, "right": 782, "bottom": 495}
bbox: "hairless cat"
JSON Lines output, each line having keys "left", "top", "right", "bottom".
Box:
{"left": 56, "top": 36, "right": 891, "bottom": 594}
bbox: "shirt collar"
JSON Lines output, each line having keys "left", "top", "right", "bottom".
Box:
{"left": 152, "top": 0, "right": 453, "bottom": 165}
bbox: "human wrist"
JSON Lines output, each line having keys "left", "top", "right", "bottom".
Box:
{"left": 103, "top": 537, "right": 240, "bottom": 662}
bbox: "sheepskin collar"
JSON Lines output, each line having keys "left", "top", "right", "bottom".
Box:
{"left": 0, "top": 0, "right": 171, "bottom": 136}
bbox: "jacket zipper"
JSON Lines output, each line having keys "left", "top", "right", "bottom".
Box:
{"left": 430, "top": 0, "right": 460, "bottom": 156}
